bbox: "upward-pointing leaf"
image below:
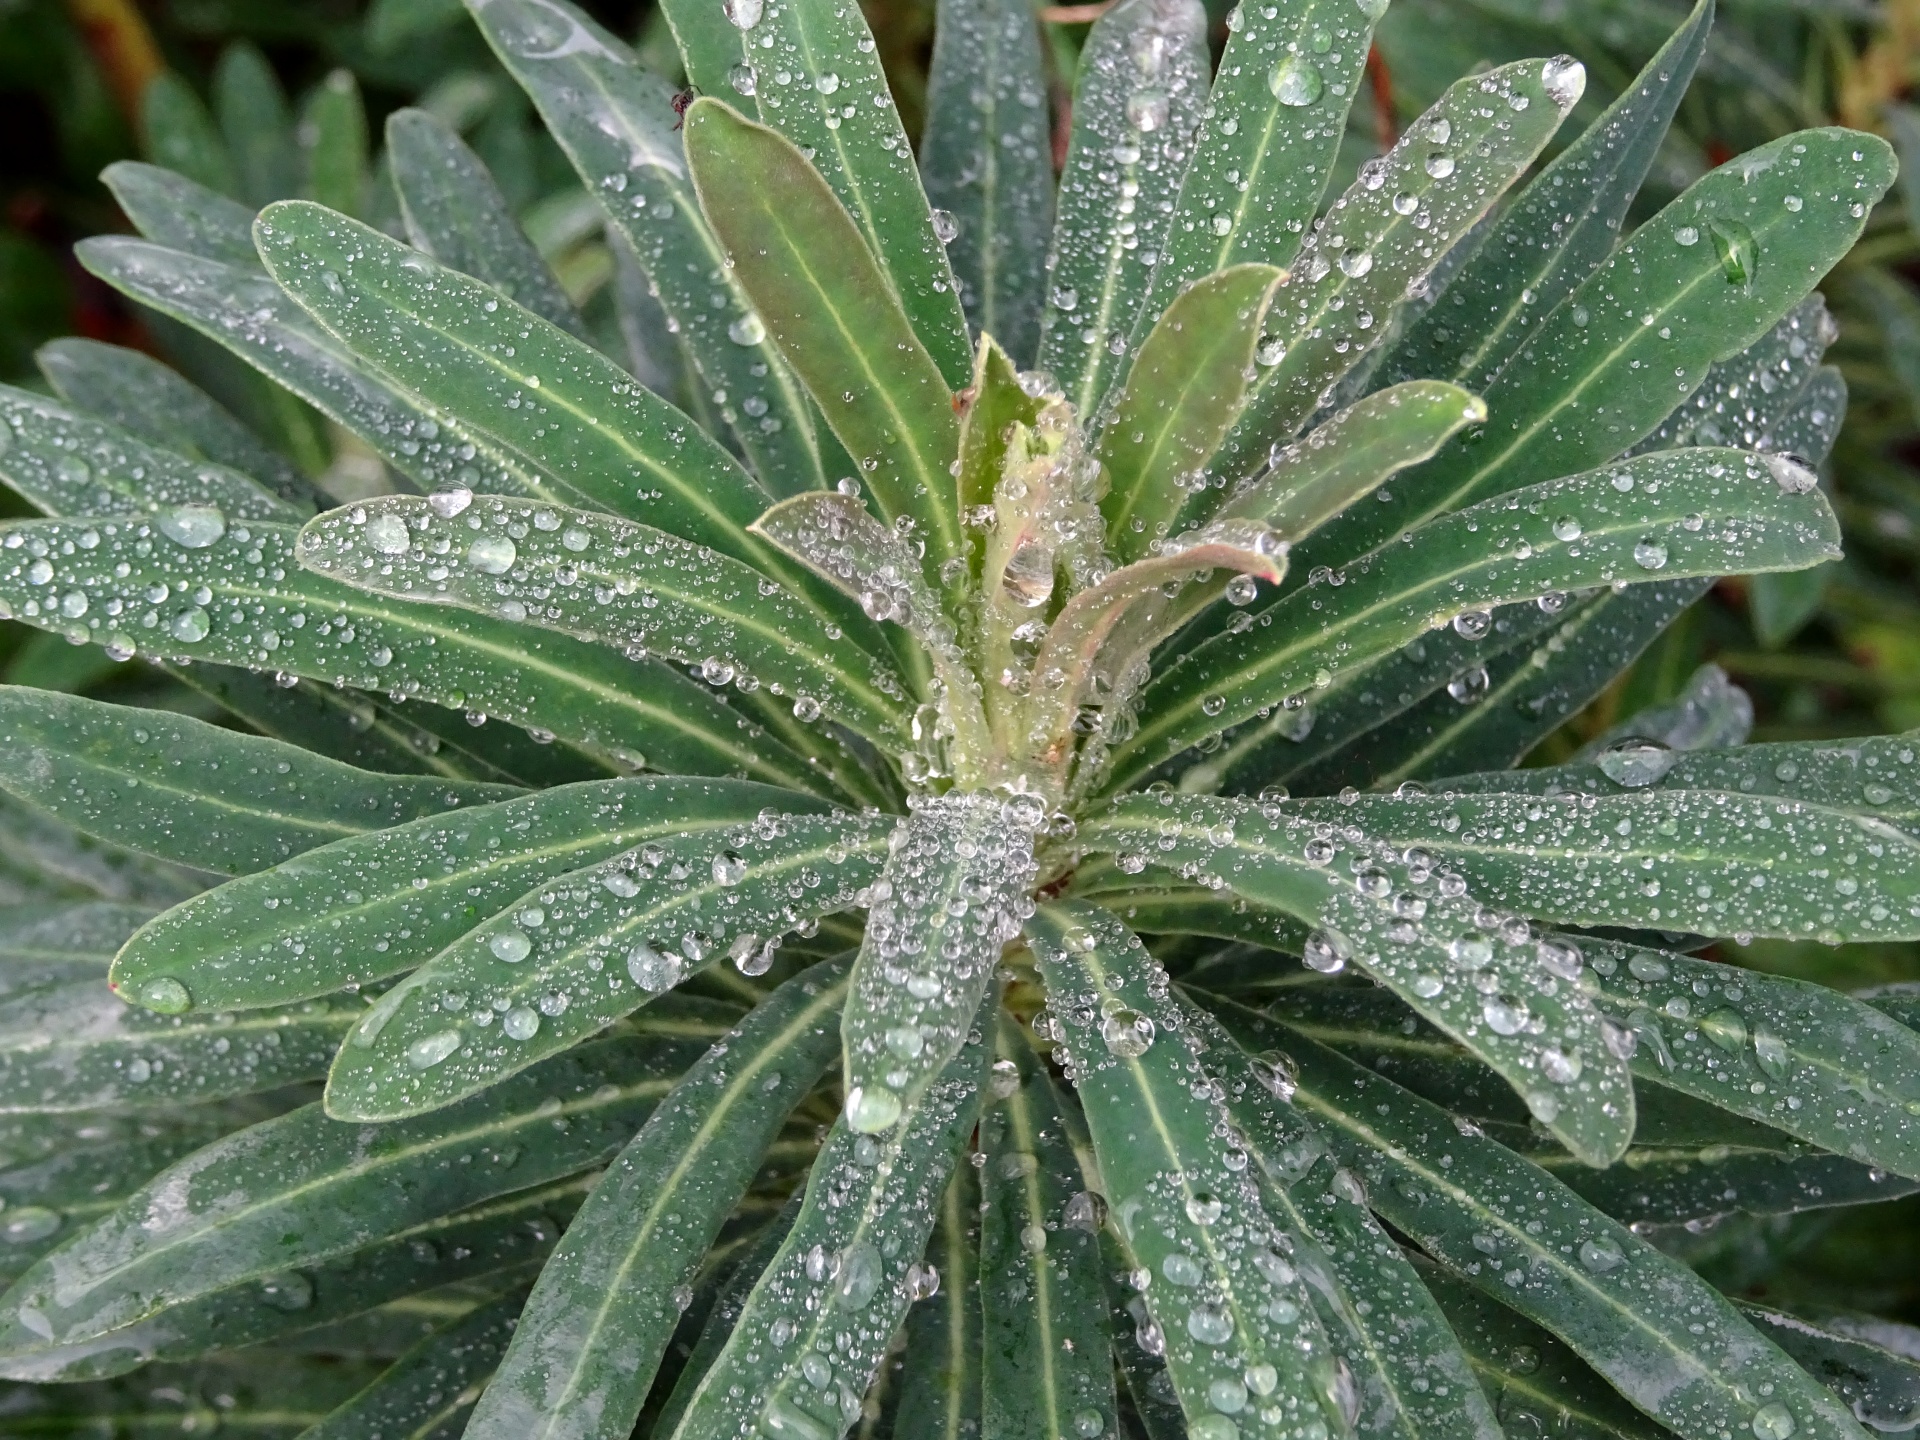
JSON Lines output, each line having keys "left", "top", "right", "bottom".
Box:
{"left": 684, "top": 99, "right": 966, "bottom": 583}
{"left": 921, "top": 0, "right": 1054, "bottom": 365}
{"left": 385, "top": 107, "right": 586, "bottom": 338}
{"left": 0, "top": 686, "right": 514, "bottom": 877}
{"left": 1036, "top": 0, "right": 1210, "bottom": 420}
{"left": 464, "top": 958, "right": 849, "bottom": 1440}
{"left": 1384, "top": 0, "right": 1715, "bottom": 391}
{"left": 100, "top": 161, "right": 257, "bottom": 268}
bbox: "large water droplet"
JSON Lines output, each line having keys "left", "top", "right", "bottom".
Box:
{"left": 1541, "top": 55, "right": 1586, "bottom": 108}
{"left": 258, "top": 1271, "right": 314, "bottom": 1310}
{"left": 1751, "top": 1403, "right": 1797, "bottom": 1440}
{"left": 628, "top": 942, "right": 682, "bottom": 992}
{"left": 722, "top": 0, "right": 763, "bottom": 28}
{"left": 1269, "top": 55, "right": 1324, "bottom": 107}
{"left": 1, "top": 1208, "right": 60, "bottom": 1245}
{"left": 1710, "top": 218, "right": 1758, "bottom": 285}
{"left": 137, "top": 976, "right": 192, "bottom": 1014}
{"left": 847, "top": 1084, "right": 902, "bottom": 1133}
{"left": 1101, "top": 1008, "right": 1155, "bottom": 1056}
{"left": 169, "top": 606, "right": 211, "bottom": 643}
{"left": 503, "top": 1006, "right": 540, "bottom": 1040}
{"left": 1633, "top": 536, "right": 1669, "bottom": 570}
{"left": 1700, "top": 1009, "right": 1748, "bottom": 1053}
{"left": 1187, "top": 1302, "right": 1234, "bottom": 1345}
{"left": 1578, "top": 1235, "right": 1625, "bottom": 1273}
{"left": 1303, "top": 928, "right": 1350, "bottom": 974}
{"left": 365, "top": 513, "right": 411, "bottom": 555}
{"left": 1597, "top": 739, "right": 1678, "bottom": 788}
{"left": 158, "top": 504, "right": 226, "bottom": 549}
{"left": 407, "top": 1029, "right": 462, "bottom": 1069}
{"left": 489, "top": 929, "right": 532, "bottom": 963}
{"left": 1752, "top": 1026, "right": 1790, "bottom": 1079}
{"left": 468, "top": 535, "right": 517, "bottom": 574}
{"left": 728, "top": 312, "right": 767, "bottom": 346}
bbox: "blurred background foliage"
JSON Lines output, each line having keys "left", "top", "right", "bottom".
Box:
{"left": 3, "top": 0, "right": 1920, "bottom": 1324}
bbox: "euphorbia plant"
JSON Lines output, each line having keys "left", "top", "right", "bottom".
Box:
{"left": 0, "top": 0, "right": 1911, "bottom": 1436}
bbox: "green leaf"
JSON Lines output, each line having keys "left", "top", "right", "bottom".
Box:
{"left": 0, "top": 792, "right": 207, "bottom": 909}
{"left": 140, "top": 75, "right": 240, "bottom": 199}
{"left": 664, "top": 1011, "right": 991, "bottom": 1440}
{"left": 0, "top": 1356, "right": 384, "bottom": 1436}
{"left": 1630, "top": 294, "right": 1837, "bottom": 456}
{"left": 1232, "top": 1009, "right": 1873, "bottom": 1440}
{"left": 1184, "top": 998, "right": 1504, "bottom": 1440}
{"left": 0, "top": 1035, "right": 700, "bottom": 1380}
{"left": 1577, "top": 661, "right": 1753, "bottom": 757}
{"left": 1101, "top": 265, "right": 1286, "bottom": 564}
{"left": 1740, "top": 1303, "right": 1920, "bottom": 1433}
{"left": 111, "top": 776, "right": 828, "bottom": 1012}
{"left": 0, "top": 901, "right": 148, "bottom": 974}
{"left": 1413, "top": 1261, "right": 1672, "bottom": 1440}
{"left": 297, "top": 493, "right": 912, "bottom": 749}
{"left": 1027, "top": 902, "right": 1347, "bottom": 1438}
{"left": 1076, "top": 795, "right": 1635, "bottom": 1164}
{"left": 1102, "top": 1229, "right": 1186, "bottom": 1440}
{"left": 1751, "top": 564, "right": 1833, "bottom": 648}
{"left": 467, "top": 959, "right": 848, "bottom": 1440}
{"left": 297, "top": 1284, "right": 527, "bottom": 1440}
{"left": 1036, "top": 0, "right": 1209, "bottom": 420}
{"left": 921, "top": 0, "right": 1053, "bottom": 366}
{"left": 1148, "top": 0, "right": 1382, "bottom": 301}
{"left": 213, "top": 43, "right": 299, "bottom": 208}
{"left": 300, "top": 70, "right": 368, "bottom": 217}
{"left": 1115, "top": 448, "right": 1837, "bottom": 790}
{"left": 892, "top": 1165, "right": 983, "bottom": 1440}
{"left": 684, "top": 99, "right": 965, "bottom": 580}
{"left": 99, "top": 161, "right": 257, "bottom": 269}
{"left": 0, "top": 686, "right": 514, "bottom": 877}
{"left": 978, "top": 1011, "right": 1116, "bottom": 1440}
{"left": 842, "top": 793, "right": 1035, "bottom": 1134}
{"left": 1067, "top": 882, "right": 1311, "bottom": 955}
{"left": 1213, "top": 58, "right": 1582, "bottom": 485}
{"left": 35, "top": 339, "right": 318, "bottom": 512}
{"left": 0, "top": 517, "right": 820, "bottom": 792}
{"left": 326, "top": 814, "right": 883, "bottom": 1118}
{"left": 385, "top": 108, "right": 586, "bottom": 339}
{"left": 1320, "top": 127, "right": 1895, "bottom": 569}
{"left": 467, "top": 0, "right": 836, "bottom": 497}
{"left": 1383, "top": 0, "right": 1714, "bottom": 392}
{"left": 0, "top": 982, "right": 355, "bottom": 1112}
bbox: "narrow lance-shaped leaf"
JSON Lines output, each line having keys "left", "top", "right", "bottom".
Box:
{"left": 0, "top": 517, "right": 823, "bottom": 793}
{"left": 1182, "top": 997, "right": 1505, "bottom": 1440}
{"left": 714, "top": 0, "right": 973, "bottom": 388}
{"left": 1101, "top": 265, "right": 1286, "bottom": 563}
{"left": 1211, "top": 57, "right": 1583, "bottom": 488}
{"left": 1741, "top": 1304, "right": 1920, "bottom": 1433}
{"left": 0, "top": 790, "right": 207, "bottom": 909}
{"left": 463, "top": 959, "right": 849, "bottom": 1440}
{"left": 0, "top": 1035, "right": 701, "bottom": 1381}
{"left": 1631, "top": 294, "right": 1838, "bottom": 457}
{"left": 1027, "top": 902, "right": 1348, "bottom": 1439}
{"left": 297, "top": 493, "right": 913, "bottom": 749}
{"left": 0, "top": 384, "right": 300, "bottom": 524}
{"left": 111, "top": 776, "right": 829, "bottom": 1012}
{"left": 1147, "top": 0, "right": 1382, "bottom": 303}
{"left": 666, "top": 1012, "right": 991, "bottom": 1440}
{"left": 1575, "top": 661, "right": 1753, "bottom": 757}
{"left": 685, "top": 99, "right": 966, "bottom": 582}
{"left": 0, "top": 686, "right": 514, "bottom": 877}
{"left": 1114, "top": 448, "right": 1839, "bottom": 791}
{"left": 325, "top": 811, "right": 886, "bottom": 1119}
{"left": 1076, "top": 794, "right": 1635, "bottom": 1164}
{"left": 299, "top": 69, "right": 368, "bottom": 217}
{"left": 0, "top": 1357, "right": 384, "bottom": 1436}
{"left": 100, "top": 161, "right": 257, "bottom": 269}
{"left": 1036, "top": 0, "right": 1210, "bottom": 420}
{"left": 215, "top": 41, "right": 298, "bottom": 207}
{"left": 385, "top": 108, "right": 586, "bottom": 338}
{"left": 1218, "top": 1010, "right": 1875, "bottom": 1440}
{"left": 297, "top": 1285, "right": 527, "bottom": 1440}
{"left": 893, "top": 1164, "right": 983, "bottom": 1440}
{"left": 466, "top": 0, "right": 834, "bottom": 497}
{"left": 0, "top": 901, "right": 148, "bottom": 976}
{"left": 920, "top": 0, "right": 1054, "bottom": 365}
{"left": 1384, "top": 0, "right": 1715, "bottom": 391}
{"left": 957, "top": 335, "right": 1046, "bottom": 572}
{"left": 1319, "top": 127, "right": 1896, "bottom": 570}
{"left": 978, "top": 1011, "right": 1117, "bottom": 1440}
{"left": 842, "top": 792, "right": 1036, "bottom": 1134}
{"left": 35, "top": 338, "right": 318, "bottom": 511}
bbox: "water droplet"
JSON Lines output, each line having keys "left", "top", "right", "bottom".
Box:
{"left": 468, "top": 534, "right": 517, "bottom": 574}
{"left": 1482, "top": 995, "right": 1529, "bottom": 1035}
{"left": 407, "top": 1029, "right": 462, "bottom": 1069}
{"left": 1701, "top": 1009, "right": 1748, "bottom": 1053}
{"left": 1187, "top": 1303, "right": 1235, "bottom": 1345}
{"left": 1541, "top": 55, "right": 1586, "bottom": 107}
{"left": 258, "top": 1271, "right": 313, "bottom": 1310}
{"left": 1674, "top": 225, "right": 1701, "bottom": 247}
{"left": 1447, "top": 667, "right": 1490, "bottom": 704}
{"left": 158, "top": 504, "right": 226, "bottom": 549}
{"left": 1101, "top": 1008, "right": 1155, "bottom": 1056}
{"left": 137, "top": 976, "right": 192, "bottom": 1014}
{"left": 1074, "top": 1409, "right": 1106, "bottom": 1437}
{"left": 1752, "top": 1403, "right": 1797, "bottom": 1440}
{"left": 1578, "top": 1235, "right": 1625, "bottom": 1273}
{"left": 1598, "top": 739, "right": 1677, "bottom": 788}
{"left": 1632, "top": 537, "right": 1669, "bottom": 570}
{"left": 1225, "top": 573, "right": 1259, "bottom": 606}
{"left": 1765, "top": 453, "right": 1819, "bottom": 494}
{"left": 1752, "top": 1026, "right": 1790, "bottom": 1078}
{"left": 427, "top": 486, "right": 472, "bottom": 518}
{"left": 490, "top": 929, "right": 532, "bottom": 963}
{"left": 1184, "top": 1192, "right": 1223, "bottom": 1225}
{"left": 847, "top": 1084, "right": 902, "bottom": 1133}
{"left": 728, "top": 312, "right": 767, "bottom": 346}
{"left": 1163, "top": 1251, "right": 1204, "bottom": 1286}
{"left": 722, "top": 0, "right": 763, "bottom": 28}
{"left": 1209, "top": 1377, "right": 1248, "bottom": 1414}
{"left": 169, "top": 606, "right": 211, "bottom": 643}
{"left": 930, "top": 208, "right": 959, "bottom": 244}
{"left": 503, "top": 1006, "right": 540, "bottom": 1040}
{"left": 1627, "top": 953, "right": 1670, "bottom": 982}
{"left": 1065, "top": 1190, "right": 1108, "bottom": 1231}
{"left": 1710, "top": 218, "right": 1758, "bottom": 285}
{"left": 1269, "top": 55, "right": 1324, "bottom": 107}
{"left": 1303, "top": 927, "right": 1350, "bottom": 974}
{"left": 1452, "top": 609, "right": 1492, "bottom": 639}
{"left": 712, "top": 850, "right": 747, "bottom": 886}
{"left": 1551, "top": 516, "right": 1583, "bottom": 542}
{"left": 365, "top": 513, "right": 411, "bottom": 555}
{"left": 1540, "top": 1046, "right": 1583, "bottom": 1084}
{"left": 834, "top": 1239, "right": 881, "bottom": 1308}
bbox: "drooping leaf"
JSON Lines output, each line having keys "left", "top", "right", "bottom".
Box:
{"left": 978, "top": 1011, "right": 1117, "bottom": 1440}
{"left": 920, "top": 0, "right": 1054, "bottom": 365}
{"left": 1076, "top": 795, "right": 1634, "bottom": 1164}
{"left": 385, "top": 108, "right": 586, "bottom": 338}
{"left": 1027, "top": 903, "right": 1346, "bottom": 1438}
{"left": 1383, "top": 0, "right": 1714, "bottom": 391}
{"left": 841, "top": 793, "right": 1035, "bottom": 1134}
{"left": 466, "top": 960, "right": 845, "bottom": 1440}
{"left": 1115, "top": 448, "right": 1837, "bottom": 790}
{"left": 0, "top": 1035, "right": 701, "bottom": 1380}
{"left": 1035, "top": 0, "right": 1210, "bottom": 420}
{"left": 1223, "top": 1008, "right": 1872, "bottom": 1440}
{"left": 102, "top": 160, "right": 257, "bottom": 268}
{"left": 1100, "top": 265, "right": 1286, "bottom": 563}
{"left": 684, "top": 99, "right": 966, "bottom": 581}
{"left": 893, "top": 1164, "right": 983, "bottom": 1440}
{"left": 0, "top": 686, "right": 513, "bottom": 876}
{"left": 111, "top": 776, "right": 829, "bottom": 1012}
{"left": 296, "top": 493, "right": 913, "bottom": 749}
{"left": 35, "top": 338, "right": 318, "bottom": 510}
{"left": 0, "top": 517, "right": 823, "bottom": 792}
{"left": 1631, "top": 293, "right": 1838, "bottom": 456}
{"left": 1212, "top": 57, "right": 1583, "bottom": 485}
{"left": 664, "top": 1012, "right": 990, "bottom": 1440}
{"left": 325, "top": 813, "right": 884, "bottom": 1118}
{"left": 297, "top": 1284, "right": 527, "bottom": 1440}
{"left": 467, "top": 0, "right": 836, "bottom": 497}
